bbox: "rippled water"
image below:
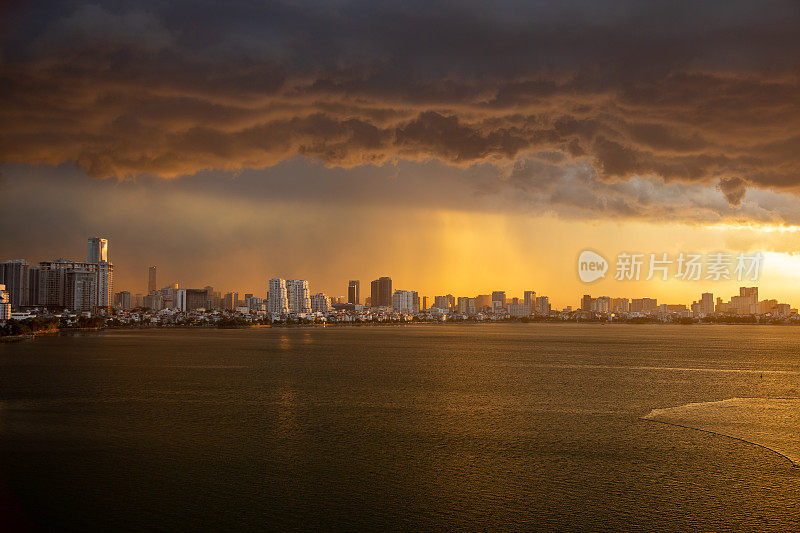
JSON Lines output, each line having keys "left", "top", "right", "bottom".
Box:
{"left": 1, "top": 324, "right": 798, "bottom": 531}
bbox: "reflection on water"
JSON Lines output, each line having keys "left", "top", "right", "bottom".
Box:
{"left": 279, "top": 334, "right": 291, "bottom": 350}
{"left": 643, "top": 397, "right": 800, "bottom": 466}
{"left": 1, "top": 324, "right": 799, "bottom": 530}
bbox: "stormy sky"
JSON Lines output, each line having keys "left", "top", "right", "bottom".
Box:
{"left": 3, "top": 1, "right": 800, "bottom": 304}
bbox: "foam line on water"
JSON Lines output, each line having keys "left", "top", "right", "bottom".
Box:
{"left": 641, "top": 397, "right": 800, "bottom": 467}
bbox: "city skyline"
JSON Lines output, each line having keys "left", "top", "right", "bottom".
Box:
{"left": 1, "top": 236, "right": 795, "bottom": 318}
{"left": 4, "top": 234, "right": 800, "bottom": 312}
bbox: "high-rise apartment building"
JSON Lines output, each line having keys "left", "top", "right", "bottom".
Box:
{"left": 114, "top": 291, "right": 132, "bottom": 310}
{"left": 159, "top": 284, "right": 179, "bottom": 309}
{"left": 267, "top": 278, "right": 289, "bottom": 315}
{"left": 0, "top": 259, "right": 30, "bottom": 309}
{"left": 347, "top": 280, "right": 360, "bottom": 305}
{"left": 700, "top": 293, "right": 714, "bottom": 315}
{"left": 630, "top": 297, "right": 658, "bottom": 313}
{"left": 85, "top": 237, "right": 113, "bottom": 310}
{"left": 734, "top": 287, "right": 758, "bottom": 314}
{"left": 27, "top": 266, "right": 43, "bottom": 306}
{"left": 286, "top": 279, "right": 311, "bottom": 313}
{"left": 370, "top": 277, "right": 392, "bottom": 308}
{"left": 36, "top": 256, "right": 112, "bottom": 311}
{"left": 143, "top": 292, "right": 163, "bottom": 311}
{"left": 203, "top": 286, "right": 221, "bottom": 310}
{"left": 523, "top": 291, "right": 536, "bottom": 309}
{"left": 534, "top": 296, "right": 551, "bottom": 315}
{"left": 475, "top": 294, "right": 491, "bottom": 310}
{"left": 185, "top": 289, "right": 208, "bottom": 311}
{"left": 611, "top": 298, "right": 629, "bottom": 313}
{"left": 434, "top": 296, "right": 450, "bottom": 310}
{"left": 96, "top": 260, "right": 114, "bottom": 310}
{"left": 740, "top": 287, "right": 758, "bottom": 300}
{"left": 311, "top": 292, "right": 329, "bottom": 313}
{"left": 175, "top": 289, "right": 187, "bottom": 311}
{"left": 392, "top": 290, "right": 419, "bottom": 314}
{"left": 246, "top": 296, "right": 264, "bottom": 313}
{"left": 87, "top": 237, "right": 108, "bottom": 263}
{"left": 491, "top": 291, "right": 506, "bottom": 310}
{"left": 66, "top": 269, "right": 97, "bottom": 312}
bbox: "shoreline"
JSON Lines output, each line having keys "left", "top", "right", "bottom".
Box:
{"left": 4, "top": 320, "right": 800, "bottom": 343}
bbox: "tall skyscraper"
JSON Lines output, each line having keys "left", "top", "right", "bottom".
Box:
{"left": 267, "top": 278, "right": 289, "bottom": 315}
{"left": 370, "top": 276, "right": 392, "bottom": 308}
{"left": 148, "top": 266, "right": 157, "bottom": 293}
{"left": 347, "top": 280, "right": 360, "bottom": 305}
{"left": 87, "top": 237, "right": 108, "bottom": 263}
{"left": 286, "top": 280, "right": 311, "bottom": 313}
{"left": 0, "top": 259, "right": 30, "bottom": 309}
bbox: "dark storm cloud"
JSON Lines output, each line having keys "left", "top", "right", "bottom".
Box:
{"left": 3, "top": 0, "right": 800, "bottom": 213}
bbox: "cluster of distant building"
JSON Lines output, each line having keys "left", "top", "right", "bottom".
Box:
{"left": 578, "top": 287, "right": 795, "bottom": 319}
{"left": 257, "top": 277, "right": 552, "bottom": 319}
{"left": 1, "top": 237, "right": 797, "bottom": 326}
{"left": 0, "top": 237, "right": 114, "bottom": 320}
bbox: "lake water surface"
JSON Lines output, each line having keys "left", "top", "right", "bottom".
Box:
{"left": 0, "top": 324, "right": 798, "bottom": 531}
